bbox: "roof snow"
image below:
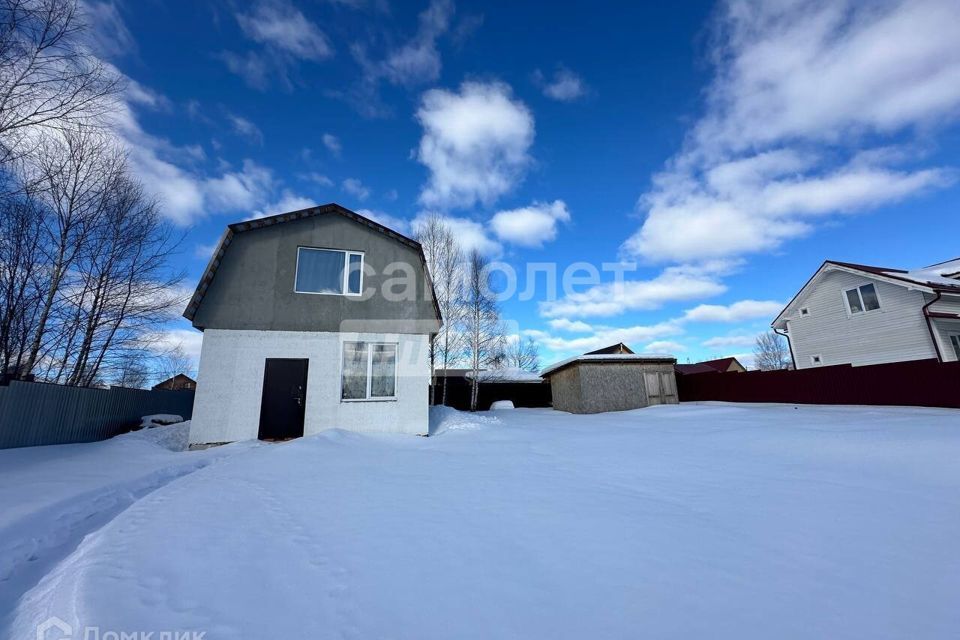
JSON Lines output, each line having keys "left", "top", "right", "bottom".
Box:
{"left": 466, "top": 368, "right": 544, "bottom": 383}
{"left": 540, "top": 353, "right": 676, "bottom": 377}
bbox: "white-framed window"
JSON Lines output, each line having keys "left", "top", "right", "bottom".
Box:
{"left": 843, "top": 283, "right": 881, "bottom": 315}
{"left": 949, "top": 334, "right": 960, "bottom": 361}
{"left": 800, "top": 307, "right": 810, "bottom": 317}
{"left": 810, "top": 354, "right": 823, "bottom": 366}
{"left": 341, "top": 342, "right": 398, "bottom": 401}
{"left": 295, "top": 247, "right": 363, "bottom": 296}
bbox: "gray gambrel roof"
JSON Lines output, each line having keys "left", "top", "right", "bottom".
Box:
{"left": 183, "top": 203, "right": 442, "bottom": 325}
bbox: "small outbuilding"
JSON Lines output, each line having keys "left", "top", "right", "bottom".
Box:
{"left": 541, "top": 350, "right": 678, "bottom": 414}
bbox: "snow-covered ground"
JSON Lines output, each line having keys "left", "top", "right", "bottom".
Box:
{"left": 3, "top": 403, "right": 960, "bottom": 639}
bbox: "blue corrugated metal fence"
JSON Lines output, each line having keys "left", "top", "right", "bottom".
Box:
{"left": 0, "top": 381, "right": 195, "bottom": 449}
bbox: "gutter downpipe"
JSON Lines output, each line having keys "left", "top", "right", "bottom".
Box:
{"left": 922, "top": 291, "right": 944, "bottom": 363}
{"left": 773, "top": 326, "right": 796, "bottom": 371}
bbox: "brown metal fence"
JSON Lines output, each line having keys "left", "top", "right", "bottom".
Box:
{"left": 676, "top": 358, "right": 960, "bottom": 409}
{"left": 0, "top": 381, "right": 195, "bottom": 449}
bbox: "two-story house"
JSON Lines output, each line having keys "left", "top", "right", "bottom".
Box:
{"left": 772, "top": 259, "right": 960, "bottom": 370}
{"left": 184, "top": 204, "right": 441, "bottom": 444}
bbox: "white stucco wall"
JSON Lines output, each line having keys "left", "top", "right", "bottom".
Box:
{"left": 190, "top": 329, "right": 430, "bottom": 443}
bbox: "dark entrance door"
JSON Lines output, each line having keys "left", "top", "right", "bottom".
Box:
{"left": 258, "top": 358, "right": 308, "bottom": 440}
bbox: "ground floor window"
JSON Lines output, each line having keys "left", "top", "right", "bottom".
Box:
{"left": 341, "top": 342, "right": 398, "bottom": 400}
{"left": 950, "top": 334, "right": 960, "bottom": 361}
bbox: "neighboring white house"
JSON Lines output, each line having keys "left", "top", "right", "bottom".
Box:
{"left": 772, "top": 259, "right": 960, "bottom": 370}
{"left": 184, "top": 204, "right": 442, "bottom": 443}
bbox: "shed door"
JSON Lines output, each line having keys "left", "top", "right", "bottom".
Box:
{"left": 644, "top": 372, "right": 662, "bottom": 405}
{"left": 659, "top": 372, "right": 677, "bottom": 404}
{"left": 258, "top": 358, "right": 308, "bottom": 440}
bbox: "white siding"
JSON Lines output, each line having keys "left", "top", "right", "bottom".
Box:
{"left": 928, "top": 293, "right": 960, "bottom": 316}
{"left": 190, "top": 329, "right": 431, "bottom": 443}
{"left": 931, "top": 319, "right": 960, "bottom": 362}
{"left": 784, "top": 270, "right": 936, "bottom": 369}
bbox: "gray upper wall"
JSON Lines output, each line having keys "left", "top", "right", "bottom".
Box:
{"left": 186, "top": 206, "right": 441, "bottom": 335}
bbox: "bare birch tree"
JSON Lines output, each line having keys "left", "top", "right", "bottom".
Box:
{"left": 0, "top": 0, "right": 181, "bottom": 387}
{"left": 20, "top": 125, "right": 123, "bottom": 376}
{"left": 415, "top": 213, "right": 465, "bottom": 405}
{"left": 0, "top": 186, "right": 43, "bottom": 377}
{"left": 0, "top": 0, "right": 121, "bottom": 162}
{"left": 463, "top": 249, "right": 504, "bottom": 411}
{"left": 505, "top": 336, "right": 541, "bottom": 372}
{"left": 754, "top": 331, "right": 792, "bottom": 371}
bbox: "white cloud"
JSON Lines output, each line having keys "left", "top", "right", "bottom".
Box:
{"left": 645, "top": 340, "right": 686, "bottom": 354}
{"left": 223, "top": 0, "right": 333, "bottom": 89}
{"left": 204, "top": 160, "right": 276, "bottom": 212}
{"left": 356, "top": 208, "right": 411, "bottom": 235}
{"left": 416, "top": 81, "right": 534, "bottom": 210}
{"left": 529, "top": 321, "right": 682, "bottom": 360}
{"left": 236, "top": 1, "right": 333, "bottom": 61}
{"left": 301, "top": 172, "right": 334, "bottom": 187}
{"left": 218, "top": 51, "right": 273, "bottom": 90}
{"left": 228, "top": 114, "right": 264, "bottom": 145}
{"left": 194, "top": 241, "right": 219, "bottom": 259}
{"left": 112, "top": 95, "right": 297, "bottom": 224}
{"left": 353, "top": 0, "right": 453, "bottom": 92}
{"left": 547, "top": 318, "right": 593, "bottom": 332}
{"left": 380, "top": 0, "right": 452, "bottom": 86}
{"left": 251, "top": 191, "right": 317, "bottom": 219}
{"left": 702, "top": 334, "right": 758, "bottom": 349}
{"left": 490, "top": 200, "right": 570, "bottom": 247}
{"left": 150, "top": 328, "right": 204, "bottom": 367}
{"left": 534, "top": 67, "right": 586, "bottom": 102}
{"left": 342, "top": 177, "right": 370, "bottom": 201}
{"left": 681, "top": 299, "right": 784, "bottom": 323}
{"left": 627, "top": 0, "right": 960, "bottom": 264}
{"left": 411, "top": 213, "right": 501, "bottom": 256}
{"left": 539, "top": 263, "right": 728, "bottom": 319}
{"left": 83, "top": 1, "right": 137, "bottom": 59}
{"left": 322, "top": 133, "right": 342, "bottom": 157}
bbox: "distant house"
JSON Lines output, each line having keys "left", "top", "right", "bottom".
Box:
{"left": 772, "top": 259, "right": 960, "bottom": 370}
{"left": 152, "top": 373, "right": 196, "bottom": 391}
{"left": 584, "top": 342, "right": 635, "bottom": 355}
{"left": 183, "top": 204, "right": 441, "bottom": 443}
{"left": 675, "top": 357, "right": 747, "bottom": 375}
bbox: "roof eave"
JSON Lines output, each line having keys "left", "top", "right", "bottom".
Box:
{"left": 772, "top": 260, "right": 939, "bottom": 328}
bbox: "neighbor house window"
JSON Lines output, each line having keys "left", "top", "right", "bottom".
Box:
{"left": 950, "top": 334, "right": 960, "bottom": 361}
{"left": 844, "top": 283, "right": 880, "bottom": 314}
{"left": 810, "top": 355, "right": 823, "bottom": 366}
{"left": 295, "top": 247, "right": 363, "bottom": 295}
{"left": 341, "top": 342, "right": 397, "bottom": 400}
{"left": 800, "top": 307, "right": 810, "bottom": 316}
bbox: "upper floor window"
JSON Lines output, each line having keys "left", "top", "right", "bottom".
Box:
{"left": 844, "top": 283, "right": 880, "bottom": 315}
{"left": 295, "top": 247, "right": 363, "bottom": 296}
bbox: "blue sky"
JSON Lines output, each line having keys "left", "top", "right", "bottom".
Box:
{"left": 94, "top": 0, "right": 960, "bottom": 368}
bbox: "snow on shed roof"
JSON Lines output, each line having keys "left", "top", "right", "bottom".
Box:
{"left": 540, "top": 353, "right": 676, "bottom": 377}
{"left": 467, "top": 368, "right": 545, "bottom": 383}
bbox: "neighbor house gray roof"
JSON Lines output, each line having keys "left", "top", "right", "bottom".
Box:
{"left": 183, "top": 203, "right": 442, "bottom": 325}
